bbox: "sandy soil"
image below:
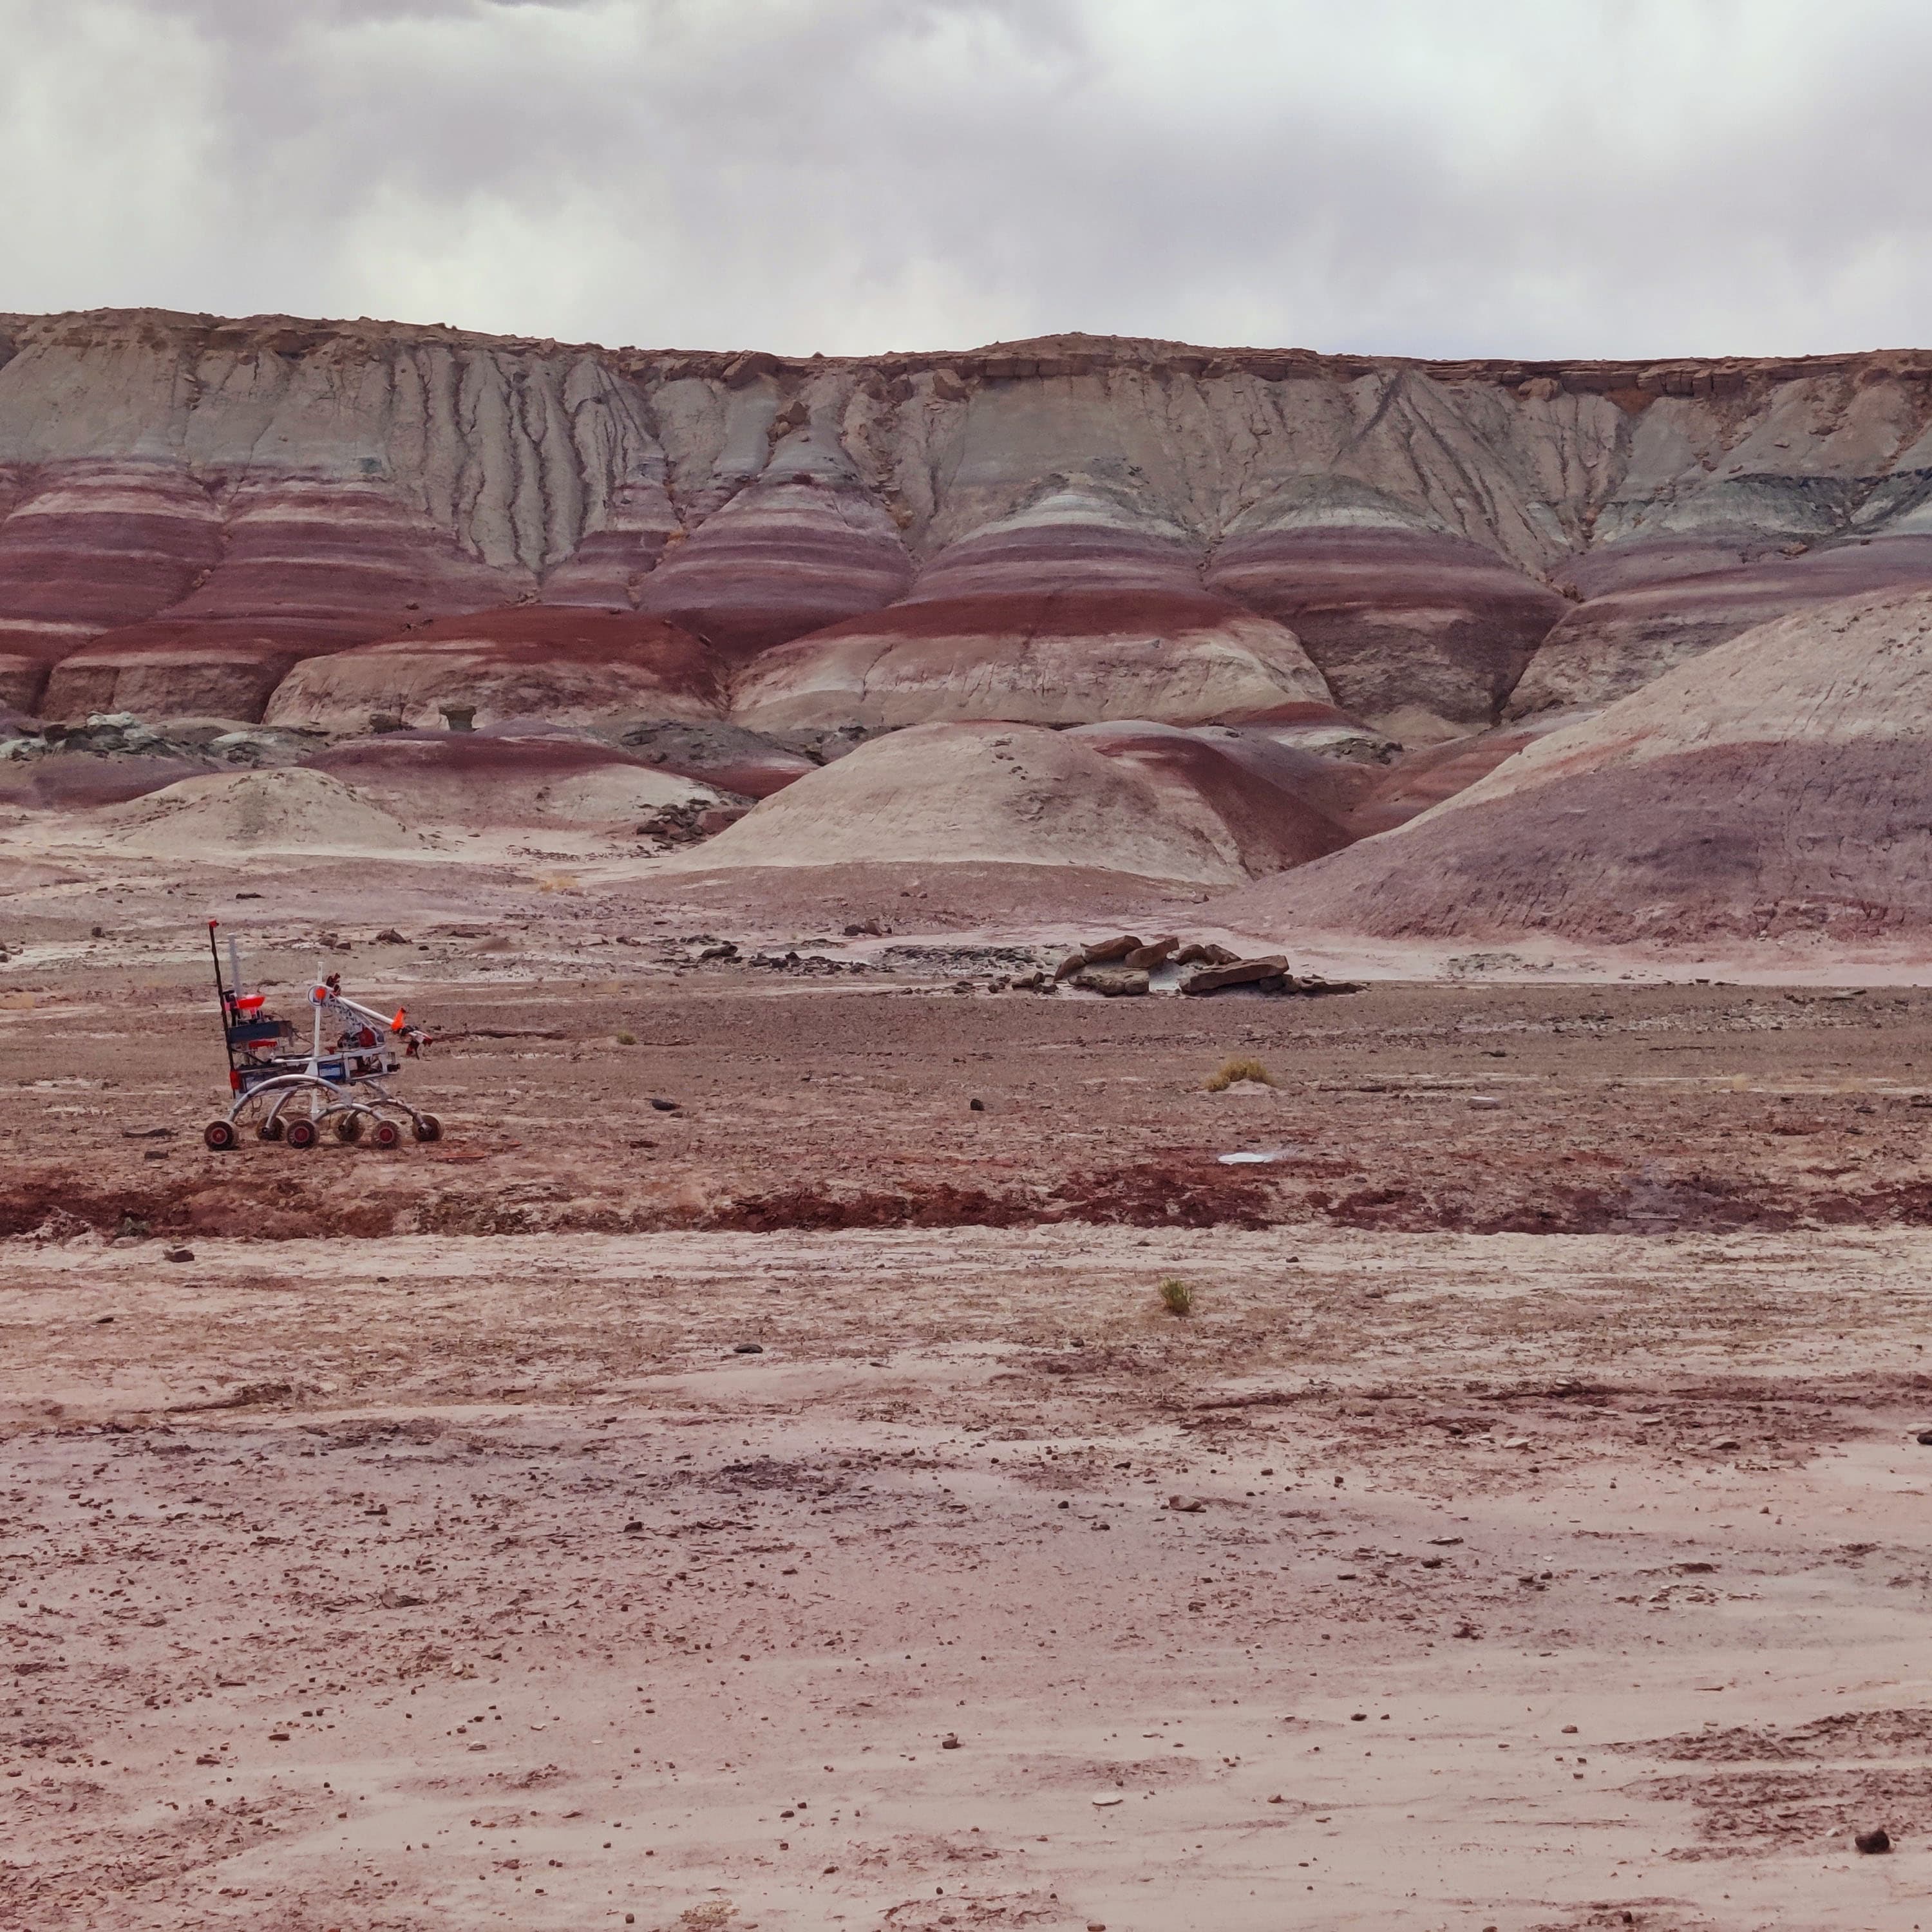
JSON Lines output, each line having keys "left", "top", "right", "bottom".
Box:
{"left": 4, "top": 872, "right": 1932, "bottom": 1929}
{"left": 7, "top": 1222, "right": 1932, "bottom": 1932}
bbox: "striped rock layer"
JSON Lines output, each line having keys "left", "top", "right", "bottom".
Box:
{"left": 6, "top": 312, "right": 1932, "bottom": 736}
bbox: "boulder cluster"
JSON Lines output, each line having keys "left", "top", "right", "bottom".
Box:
{"left": 1054, "top": 933, "right": 1358, "bottom": 998}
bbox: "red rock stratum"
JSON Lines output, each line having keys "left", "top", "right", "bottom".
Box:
{"left": 8, "top": 310, "right": 1932, "bottom": 734}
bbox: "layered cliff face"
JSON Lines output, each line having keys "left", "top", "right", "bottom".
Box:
{"left": 6, "top": 309, "right": 1932, "bottom": 744}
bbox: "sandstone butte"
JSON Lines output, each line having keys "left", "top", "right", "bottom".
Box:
{"left": 7, "top": 308, "right": 1932, "bottom": 744}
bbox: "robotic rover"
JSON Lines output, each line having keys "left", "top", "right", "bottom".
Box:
{"left": 201, "top": 919, "right": 442, "bottom": 1151}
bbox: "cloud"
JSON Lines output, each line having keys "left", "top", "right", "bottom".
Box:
{"left": 3, "top": 0, "right": 1929, "bottom": 358}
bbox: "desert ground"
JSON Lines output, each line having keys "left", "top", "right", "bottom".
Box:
{"left": 6, "top": 873, "right": 1932, "bottom": 1932}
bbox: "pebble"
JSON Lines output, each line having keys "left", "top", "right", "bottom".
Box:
{"left": 1166, "top": 1495, "right": 1205, "bottom": 1513}
{"left": 733, "top": 1343, "right": 764, "bottom": 1355}
{"left": 1916, "top": 1430, "right": 1932, "bottom": 1446}
{"left": 649, "top": 1097, "right": 679, "bottom": 1113}
{"left": 1855, "top": 1827, "right": 1892, "bottom": 1853}
{"left": 164, "top": 1247, "right": 195, "bottom": 1263}
{"left": 969, "top": 1097, "right": 985, "bottom": 1112}
{"left": 941, "top": 1734, "right": 960, "bottom": 1749}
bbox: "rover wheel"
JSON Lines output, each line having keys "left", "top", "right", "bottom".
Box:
{"left": 371, "top": 1119, "right": 402, "bottom": 1150}
{"left": 204, "top": 1119, "right": 238, "bottom": 1151}
{"left": 412, "top": 1114, "right": 442, "bottom": 1143}
{"left": 285, "top": 1118, "right": 319, "bottom": 1150}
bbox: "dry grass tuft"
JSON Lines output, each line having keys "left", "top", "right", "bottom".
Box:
{"left": 614, "top": 1030, "right": 638, "bottom": 1046}
{"left": 1206, "top": 1056, "right": 1276, "bottom": 1092}
{"left": 1159, "top": 1276, "right": 1196, "bottom": 1317}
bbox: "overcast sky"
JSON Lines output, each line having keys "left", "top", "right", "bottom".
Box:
{"left": 5, "top": 0, "right": 1929, "bottom": 361}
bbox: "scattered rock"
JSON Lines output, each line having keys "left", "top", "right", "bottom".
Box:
{"left": 638, "top": 797, "right": 753, "bottom": 845}
{"left": 940, "top": 1734, "right": 960, "bottom": 1750}
{"left": 1090, "top": 1793, "right": 1124, "bottom": 1807}
{"left": 1917, "top": 1430, "right": 1932, "bottom": 1446}
{"left": 1855, "top": 1827, "right": 1892, "bottom": 1854}
{"left": 969, "top": 1097, "right": 985, "bottom": 1112}
{"left": 1166, "top": 1495, "right": 1206, "bottom": 1512}
{"left": 1074, "top": 966, "right": 1150, "bottom": 998}
{"left": 1122, "top": 935, "right": 1178, "bottom": 969}
{"left": 649, "top": 1097, "right": 680, "bottom": 1112}
{"left": 164, "top": 1247, "right": 194, "bottom": 1263}
{"left": 373, "top": 927, "right": 408, "bottom": 944}
{"left": 1079, "top": 935, "right": 1142, "bottom": 965}
{"left": 1468, "top": 1095, "right": 1503, "bottom": 1110}
{"left": 1180, "top": 954, "right": 1289, "bottom": 994}
{"left": 733, "top": 1343, "right": 764, "bottom": 1355}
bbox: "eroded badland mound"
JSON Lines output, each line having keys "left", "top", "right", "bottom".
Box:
{"left": 671, "top": 719, "right": 1276, "bottom": 885}
{"left": 1213, "top": 587, "right": 1932, "bottom": 946}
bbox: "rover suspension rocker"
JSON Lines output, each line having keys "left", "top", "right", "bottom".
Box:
{"left": 201, "top": 920, "right": 442, "bottom": 1151}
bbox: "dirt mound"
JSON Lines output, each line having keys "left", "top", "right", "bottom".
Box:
{"left": 1211, "top": 586, "right": 1932, "bottom": 945}
{"left": 668, "top": 720, "right": 1273, "bottom": 885}
{"left": 264, "top": 605, "right": 726, "bottom": 730}
{"left": 97, "top": 766, "right": 428, "bottom": 856}
{"left": 1069, "top": 721, "right": 1358, "bottom": 874}
{"left": 307, "top": 729, "right": 726, "bottom": 827}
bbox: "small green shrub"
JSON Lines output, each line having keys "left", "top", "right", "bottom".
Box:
{"left": 614, "top": 1030, "right": 638, "bottom": 1046}
{"left": 1159, "top": 1276, "right": 1195, "bottom": 1316}
{"left": 1206, "top": 1056, "right": 1275, "bottom": 1092}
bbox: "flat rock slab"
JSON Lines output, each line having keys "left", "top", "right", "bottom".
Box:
{"left": 1181, "top": 954, "right": 1290, "bottom": 993}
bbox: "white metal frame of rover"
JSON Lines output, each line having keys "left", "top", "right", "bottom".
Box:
{"left": 200, "top": 919, "right": 442, "bottom": 1151}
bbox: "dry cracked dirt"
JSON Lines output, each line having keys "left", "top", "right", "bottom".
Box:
{"left": 6, "top": 918, "right": 1932, "bottom": 1931}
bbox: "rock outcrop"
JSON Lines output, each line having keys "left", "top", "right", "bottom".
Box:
{"left": 1068, "top": 721, "right": 1358, "bottom": 874}
{"left": 8, "top": 312, "right": 1932, "bottom": 735}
